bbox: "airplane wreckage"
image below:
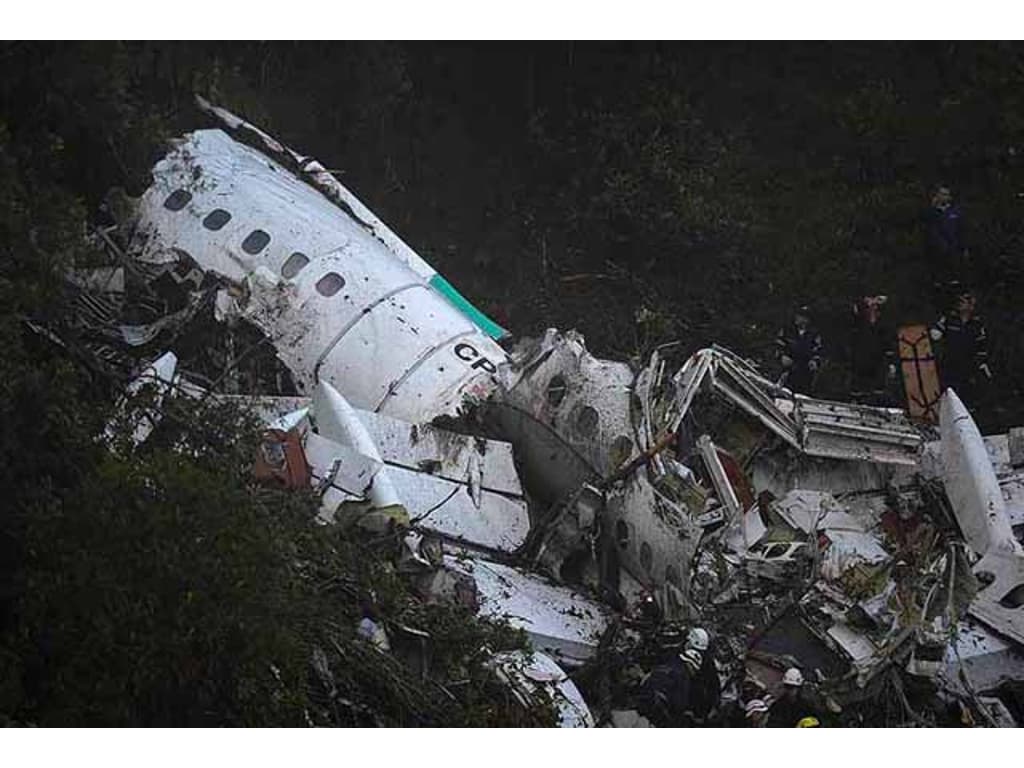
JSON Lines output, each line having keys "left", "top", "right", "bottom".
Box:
{"left": 51, "top": 96, "right": 1024, "bottom": 727}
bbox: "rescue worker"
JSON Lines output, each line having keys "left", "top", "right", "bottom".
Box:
{"left": 848, "top": 294, "right": 897, "bottom": 405}
{"left": 923, "top": 185, "right": 969, "bottom": 284}
{"left": 686, "top": 627, "right": 721, "bottom": 724}
{"left": 776, "top": 305, "right": 823, "bottom": 395}
{"left": 636, "top": 635, "right": 702, "bottom": 727}
{"left": 767, "top": 667, "right": 819, "bottom": 728}
{"left": 929, "top": 289, "right": 992, "bottom": 406}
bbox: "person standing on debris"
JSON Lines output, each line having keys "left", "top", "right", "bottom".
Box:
{"left": 929, "top": 289, "right": 992, "bottom": 405}
{"left": 776, "top": 306, "right": 823, "bottom": 395}
{"left": 636, "top": 631, "right": 702, "bottom": 727}
{"left": 767, "top": 667, "right": 819, "bottom": 728}
{"left": 686, "top": 627, "right": 721, "bottom": 724}
{"left": 923, "top": 184, "right": 970, "bottom": 285}
{"left": 848, "top": 294, "right": 898, "bottom": 405}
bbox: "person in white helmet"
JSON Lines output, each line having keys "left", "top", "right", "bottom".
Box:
{"left": 768, "top": 667, "right": 819, "bottom": 728}
{"left": 686, "top": 627, "right": 720, "bottom": 724}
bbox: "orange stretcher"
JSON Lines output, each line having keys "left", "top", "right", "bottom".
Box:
{"left": 898, "top": 324, "right": 942, "bottom": 423}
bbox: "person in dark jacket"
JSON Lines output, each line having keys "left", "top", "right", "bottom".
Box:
{"left": 924, "top": 185, "right": 969, "bottom": 284}
{"left": 929, "top": 289, "right": 992, "bottom": 406}
{"left": 776, "top": 306, "right": 823, "bottom": 395}
{"left": 848, "top": 294, "right": 897, "bottom": 405}
{"left": 636, "top": 648, "right": 702, "bottom": 727}
{"left": 686, "top": 627, "right": 721, "bottom": 724}
{"left": 767, "top": 667, "right": 821, "bottom": 728}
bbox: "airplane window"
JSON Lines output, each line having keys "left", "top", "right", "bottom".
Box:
{"left": 242, "top": 229, "right": 271, "bottom": 254}
{"left": 202, "top": 209, "right": 232, "bottom": 231}
{"left": 316, "top": 272, "right": 346, "bottom": 297}
{"left": 281, "top": 252, "right": 310, "bottom": 279}
{"left": 575, "top": 405, "right": 599, "bottom": 439}
{"left": 999, "top": 584, "right": 1024, "bottom": 609}
{"left": 615, "top": 520, "right": 630, "bottom": 549}
{"left": 163, "top": 189, "right": 192, "bottom": 211}
{"left": 546, "top": 375, "right": 567, "bottom": 408}
{"left": 640, "top": 542, "right": 653, "bottom": 572}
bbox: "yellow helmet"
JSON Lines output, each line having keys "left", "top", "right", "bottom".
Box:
{"left": 796, "top": 716, "right": 820, "bottom": 728}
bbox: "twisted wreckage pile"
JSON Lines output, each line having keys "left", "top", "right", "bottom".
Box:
{"left": 65, "top": 98, "right": 1024, "bottom": 726}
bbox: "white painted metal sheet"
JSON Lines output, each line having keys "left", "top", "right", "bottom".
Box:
{"left": 447, "top": 556, "right": 609, "bottom": 667}
{"left": 220, "top": 394, "right": 524, "bottom": 498}
{"left": 387, "top": 465, "right": 528, "bottom": 552}
{"left": 303, "top": 431, "right": 382, "bottom": 499}
{"left": 354, "top": 410, "right": 522, "bottom": 498}
{"left": 312, "top": 382, "right": 402, "bottom": 510}
{"left": 940, "top": 389, "right": 1020, "bottom": 557}
{"left": 827, "top": 623, "right": 877, "bottom": 664}
{"left": 490, "top": 650, "right": 595, "bottom": 727}
{"left": 135, "top": 128, "right": 507, "bottom": 424}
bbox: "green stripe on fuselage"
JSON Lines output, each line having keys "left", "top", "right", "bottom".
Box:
{"left": 429, "top": 273, "right": 509, "bottom": 341}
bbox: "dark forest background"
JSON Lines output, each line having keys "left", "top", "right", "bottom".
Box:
{"left": 2, "top": 41, "right": 1024, "bottom": 725}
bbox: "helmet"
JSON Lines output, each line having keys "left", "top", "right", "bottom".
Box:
{"left": 796, "top": 716, "right": 820, "bottom": 728}
{"left": 680, "top": 649, "right": 702, "bottom": 673}
{"left": 782, "top": 667, "right": 804, "bottom": 687}
{"left": 744, "top": 699, "right": 769, "bottom": 718}
{"left": 686, "top": 627, "right": 710, "bottom": 652}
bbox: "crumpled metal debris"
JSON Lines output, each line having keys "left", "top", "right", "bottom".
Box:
{"left": 76, "top": 98, "right": 1024, "bottom": 727}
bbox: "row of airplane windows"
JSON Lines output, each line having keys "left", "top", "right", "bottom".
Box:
{"left": 163, "top": 188, "right": 345, "bottom": 297}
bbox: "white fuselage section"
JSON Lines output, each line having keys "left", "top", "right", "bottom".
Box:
{"left": 133, "top": 129, "right": 506, "bottom": 424}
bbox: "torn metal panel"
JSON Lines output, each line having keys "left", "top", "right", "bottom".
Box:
{"left": 531, "top": 483, "right": 604, "bottom": 583}
{"left": 493, "top": 329, "right": 637, "bottom": 481}
{"left": 228, "top": 390, "right": 529, "bottom": 551}
{"left": 698, "top": 435, "right": 741, "bottom": 522}
{"left": 711, "top": 350, "right": 801, "bottom": 449}
{"left": 104, "top": 351, "right": 179, "bottom": 446}
{"left": 674, "top": 347, "right": 922, "bottom": 465}
{"left": 774, "top": 490, "right": 868, "bottom": 534}
{"left": 970, "top": 549, "right": 1024, "bottom": 646}
{"left": 668, "top": 348, "right": 714, "bottom": 431}
{"left": 221, "top": 394, "right": 524, "bottom": 498}
{"left": 724, "top": 503, "right": 768, "bottom": 553}
{"left": 749, "top": 448, "right": 916, "bottom": 498}
{"left": 826, "top": 623, "right": 878, "bottom": 666}
{"left": 819, "top": 531, "right": 891, "bottom": 582}
{"left": 134, "top": 127, "right": 506, "bottom": 424}
{"left": 352, "top": 409, "right": 523, "bottom": 498}
{"left": 447, "top": 556, "right": 610, "bottom": 667}
{"left": 605, "top": 472, "right": 700, "bottom": 593}
{"left": 941, "top": 620, "right": 1024, "bottom": 696}
{"left": 490, "top": 650, "right": 595, "bottom": 728}
{"left": 480, "top": 399, "right": 597, "bottom": 508}
{"left": 384, "top": 463, "right": 529, "bottom": 552}
{"left": 303, "top": 431, "right": 382, "bottom": 500}
{"left": 313, "top": 381, "right": 403, "bottom": 513}
{"left": 940, "top": 389, "right": 1021, "bottom": 557}
{"left": 795, "top": 399, "right": 923, "bottom": 465}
